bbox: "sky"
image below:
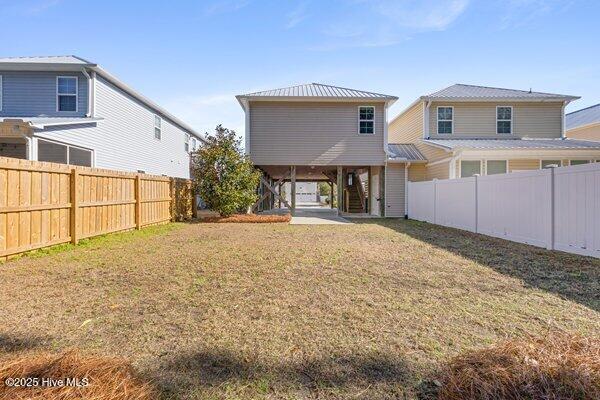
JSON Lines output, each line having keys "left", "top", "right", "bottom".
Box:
{"left": 0, "top": 0, "right": 599, "bottom": 139}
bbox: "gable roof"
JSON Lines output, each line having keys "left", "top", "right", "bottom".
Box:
{"left": 387, "top": 144, "right": 426, "bottom": 161}
{"left": 236, "top": 83, "right": 397, "bottom": 102}
{"left": 0, "top": 55, "right": 203, "bottom": 139}
{"left": 566, "top": 103, "right": 600, "bottom": 130}
{"left": 423, "top": 138, "right": 600, "bottom": 151}
{"left": 422, "top": 84, "right": 579, "bottom": 102}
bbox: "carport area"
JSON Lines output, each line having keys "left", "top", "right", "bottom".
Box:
{"left": 290, "top": 206, "right": 350, "bottom": 225}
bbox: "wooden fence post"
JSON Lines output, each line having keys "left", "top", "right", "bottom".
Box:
{"left": 70, "top": 168, "right": 79, "bottom": 244}
{"left": 135, "top": 175, "right": 142, "bottom": 229}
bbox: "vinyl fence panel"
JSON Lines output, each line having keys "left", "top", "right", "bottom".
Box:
{"left": 407, "top": 163, "right": 600, "bottom": 259}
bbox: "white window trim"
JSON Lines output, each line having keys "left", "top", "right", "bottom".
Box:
{"left": 56, "top": 76, "right": 78, "bottom": 113}
{"left": 485, "top": 159, "right": 508, "bottom": 175}
{"left": 459, "top": 159, "right": 482, "bottom": 178}
{"left": 436, "top": 106, "right": 454, "bottom": 135}
{"left": 0, "top": 75, "right": 3, "bottom": 111}
{"left": 184, "top": 134, "right": 190, "bottom": 152}
{"left": 496, "top": 106, "right": 513, "bottom": 135}
{"left": 154, "top": 115, "right": 162, "bottom": 140}
{"left": 37, "top": 138, "right": 94, "bottom": 167}
{"left": 357, "top": 105, "right": 375, "bottom": 135}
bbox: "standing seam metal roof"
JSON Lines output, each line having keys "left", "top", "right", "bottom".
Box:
{"left": 423, "top": 84, "right": 578, "bottom": 101}
{"left": 239, "top": 83, "right": 397, "bottom": 99}
{"left": 423, "top": 138, "right": 600, "bottom": 150}
{"left": 387, "top": 144, "right": 426, "bottom": 161}
{"left": 566, "top": 104, "right": 600, "bottom": 130}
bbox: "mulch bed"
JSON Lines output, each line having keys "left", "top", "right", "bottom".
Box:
{"left": 200, "top": 213, "right": 291, "bottom": 223}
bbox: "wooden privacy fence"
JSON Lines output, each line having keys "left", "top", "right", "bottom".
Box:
{"left": 0, "top": 157, "right": 194, "bottom": 260}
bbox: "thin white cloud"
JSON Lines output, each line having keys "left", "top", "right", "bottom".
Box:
{"left": 314, "top": 0, "right": 470, "bottom": 50}
{"left": 499, "top": 0, "right": 574, "bottom": 29}
{"left": 0, "top": 0, "right": 61, "bottom": 15}
{"left": 285, "top": 1, "right": 310, "bottom": 29}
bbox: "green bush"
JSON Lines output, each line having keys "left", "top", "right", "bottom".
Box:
{"left": 191, "top": 125, "right": 261, "bottom": 216}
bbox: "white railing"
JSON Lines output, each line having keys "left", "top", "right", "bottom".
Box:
{"left": 407, "top": 163, "right": 600, "bottom": 258}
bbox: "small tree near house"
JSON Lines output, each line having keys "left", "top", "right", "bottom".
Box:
{"left": 191, "top": 125, "right": 261, "bottom": 216}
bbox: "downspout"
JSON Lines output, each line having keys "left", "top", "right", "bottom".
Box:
{"left": 423, "top": 100, "right": 431, "bottom": 139}
{"left": 383, "top": 101, "right": 390, "bottom": 156}
{"left": 80, "top": 68, "right": 94, "bottom": 117}
{"left": 560, "top": 100, "right": 567, "bottom": 139}
{"left": 404, "top": 162, "right": 411, "bottom": 219}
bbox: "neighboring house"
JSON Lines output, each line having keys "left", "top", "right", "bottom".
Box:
{"left": 389, "top": 84, "right": 600, "bottom": 182}
{"left": 283, "top": 182, "right": 318, "bottom": 204}
{"left": 0, "top": 55, "right": 202, "bottom": 178}
{"left": 236, "top": 83, "right": 427, "bottom": 217}
{"left": 566, "top": 103, "right": 600, "bottom": 141}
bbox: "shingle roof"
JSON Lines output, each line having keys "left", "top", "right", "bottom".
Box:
{"left": 237, "top": 83, "right": 397, "bottom": 100}
{"left": 566, "top": 104, "right": 600, "bottom": 130}
{"left": 0, "top": 55, "right": 94, "bottom": 65}
{"left": 424, "top": 138, "right": 600, "bottom": 150}
{"left": 422, "top": 84, "right": 579, "bottom": 101}
{"left": 387, "top": 144, "right": 426, "bottom": 161}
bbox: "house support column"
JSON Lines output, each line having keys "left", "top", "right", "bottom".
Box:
{"left": 367, "top": 166, "right": 373, "bottom": 214}
{"left": 380, "top": 165, "right": 386, "bottom": 217}
{"left": 278, "top": 183, "right": 282, "bottom": 208}
{"left": 290, "top": 166, "right": 296, "bottom": 214}
{"left": 336, "top": 166, "right": 343, "bottom": 214}
{"left": 329, "top": 181, "right": 334, "bottom": 209}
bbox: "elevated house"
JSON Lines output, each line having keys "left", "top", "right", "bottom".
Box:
{"left": 566, "top": 103, "right": 600, "bottom": 141}
{"left": 0, "top": 55, "right": 202, "bottom": 178}
{"left": 236, "top": 83, "right": 427, "bottom": 217}
{"left": 389, "top": 84, "right": 600, "bottom": 181}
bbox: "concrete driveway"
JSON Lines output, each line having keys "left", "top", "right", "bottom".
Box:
{"left": 290, "top": 207, "right": 350, "bottom": 225}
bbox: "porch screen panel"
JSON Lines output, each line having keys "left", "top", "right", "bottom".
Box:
{"left": 69, "top": 147, "right": 92, "bottom": 167}
{"left": 38, "top": 140, "right": 68, "bottom": 164}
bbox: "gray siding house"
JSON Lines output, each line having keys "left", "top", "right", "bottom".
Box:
{"left": 236, "top": 83, "right": 426, "bottom": 216}
{"left": 0, "top": 56, "right": 202, "bottom": 178}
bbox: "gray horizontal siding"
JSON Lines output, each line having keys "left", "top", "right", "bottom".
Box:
{"left": 34, "top": 75, "right": 192, "bottom": 178}
{"left": 250, "top": 101, "right": 386, "bottom": 166}
{"left": 0, "top": 71, "right": 88, "bottom": 117}
{"left": 385, "top": 163, "right": 405, "bottom": 217}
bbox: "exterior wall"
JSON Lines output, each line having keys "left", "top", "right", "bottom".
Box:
{"left": 370, "top": 166, "right": 381, "bottom": 216}
{"left": 408, "top": 163, "right": 427, "bottom": 181}
{"left": 567, "top": 124, "right": 600, "bottom": 141}
{"left": 428, "top": 101, "right": 563, "bottom": 138}
{"left": 425, "top": 161, "right": 450, "bottom": 180}
{"left": 385, "top": 163, "right": 405, "bottom": 217}
{"left": 508, "top": 159, "right": 541, "bottom": 171}
{"left": 0, "top": 71, "right": 88, "bottom": 117}
{"left": 249, "top": 101, "right": 386, "bottom": 166}
{"left": 389, "top": 102, "right": 423, "bottom": 143}
{"left": 284, "top": 182, "right": 317, "bottom": 203}
{"left": 33, "top": 75, "right": 193, "bottom": 178}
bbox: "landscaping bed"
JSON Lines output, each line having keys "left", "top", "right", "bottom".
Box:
{"left": 0, "top": 219, "right": 598, "bottom": 399}
{"left": 199, "top": 213, "right": 291, "bottom": 223}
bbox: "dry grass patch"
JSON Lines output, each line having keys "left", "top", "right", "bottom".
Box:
{"left": 0, "top": 350, "right": 155, "bottom": 400}
{"left": 199, "top": 213, "right": 291, "bottom": 223}
{"left": 439, "top": 332, "right": 600, "bottom": 400}
{"left": 0, "top": 219, "right": 598, "bottom": 399}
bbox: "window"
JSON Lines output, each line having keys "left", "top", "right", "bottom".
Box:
{"left": 154, "top": 115, "right": 162, "bottom": 140}
{"left": 38, "top": 139, "right": 92, "bottom": 167}
{"left": 191, "top": 137, "right": 197, "bottom": 151}
{"left": 541, "top": 160, "right": 561, "bottom": 169}
{"left": 487, "top": 160, "right": 507, "bottom": 175}
{"left": 460, "top": 160, "right": 481, "bottom": 178}
{"left": 437, "top": 107, "right": 453, "bottom": 134}
{"left": 184, "top": 134, "right": 190, "bottom": 152}
{"left": 358, "top": 106, "right": 374, "bottom": 134}
{"left": 570, "top": 160, "right": 590, "bottom": 166}
{"left": 496, "top": 106, "right": 512, "bottom": 134}
{"left": 57, "top": 76, "right": 78, "bottom": 112}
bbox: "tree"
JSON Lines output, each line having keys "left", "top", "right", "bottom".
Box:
{"left": 191, "top": 125, "right": 261, "bottom": 216}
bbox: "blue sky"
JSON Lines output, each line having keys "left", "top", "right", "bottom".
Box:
{"left": 0, "top": 0, "right": 598, "bottom": 138}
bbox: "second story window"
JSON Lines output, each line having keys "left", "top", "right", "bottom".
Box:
{"left": 57, "top": 76, "right": 78, "bottom": 112}
{"left": 497, "top": 106, "right": 512, "bottom": 134}
{"left": 184, "top": 134, "right": 190, "bottom": 152}
{"left": 154, "top": 115, "right": 162, "bottom": 140}
{"left": 358, "top": 106, "right": 375, "bottom": 134}
{"left": 437, "top": 107, "right": 453, "bottom": 134}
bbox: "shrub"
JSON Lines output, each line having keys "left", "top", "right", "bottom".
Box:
{"left": 191, "top": 125, "right": 261, "bottom": 216}
{"left": 200, "top": 213, "right": 291, "bottom": 223}
{"left": 438, "top": 333, "right": 600, "bottom": 400}
{"left": 0, "top": 350, "right": 155, "bottom": 400}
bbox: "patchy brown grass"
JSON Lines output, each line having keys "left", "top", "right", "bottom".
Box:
{"left": 0, "top": 350, "right": 155, "bottom": 400}
{"left": 200, "top": 213, "right": 291, "bottom": 223}
{"left": 0, "top": 219, "right": 598, "bottom": 399}
{"left": 439, "top": 332, "right": 600, "bottom": 400}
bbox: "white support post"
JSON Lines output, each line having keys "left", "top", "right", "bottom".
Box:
{"left": 432, "top": 178, "right": 437, "bottom": 225}
{"left": 474, "top": 174, "right": 479, "bottom": 233}
{"left": 547, "top": 167, "right": 555, "bottom": 250}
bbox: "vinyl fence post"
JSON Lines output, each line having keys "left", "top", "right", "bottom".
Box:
{"left": 474, "top": 174, "right": 478, "bottom": 233}
{"left": 547, "top": 167, "right": 555, "bottom": 250}
{"left": 432, "top": 179, "right": 437, "bottom": 224}
{"left": 70, "top": 168, "right": 79, "bottom": 245}
{"left": 135, "top": 175, "right": 142, "bottom": 230}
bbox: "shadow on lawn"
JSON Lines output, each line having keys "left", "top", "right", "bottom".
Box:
{"left": 149, "top": 348, "right": 434, "bottom": 399}
{"left": 0, "top": 333, "right": 49, "bottom": 353}
{"left": 354, "top": 219, "right": 600, "bottom": 313}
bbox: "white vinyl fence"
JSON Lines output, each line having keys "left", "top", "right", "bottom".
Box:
{"left": 407, "top": 162, "right": 600, "bottom": 258}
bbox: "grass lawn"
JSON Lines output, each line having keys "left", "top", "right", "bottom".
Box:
{"left": 1, "top": 219, "right": 599, "bottom": 399}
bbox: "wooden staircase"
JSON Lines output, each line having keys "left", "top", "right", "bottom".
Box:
{"left": 346, "top": 173, "right": 366, "bottom": 213}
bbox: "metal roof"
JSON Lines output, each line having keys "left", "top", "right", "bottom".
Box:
{"left": 566, "top": 103, "right": 600, "bottom": 130}
{"left": 423, "top": 138, "right": 600, "bottom": 150}
{"left": 422, "top": 84, "right": 579, "bottom": 102}
{"left": 387, "top": 144, "right": 426, "bottom": 161}
{"left": 0, "top": 55, "right": 93, "bottom": 65}
{"left": 0, "top": 55, "right": 202, "bottom": 139}
{"left": 237, "top": 83, "right": 398, "bottom": 100}
{"left": 0, "top": 117, "right": 103, "bottom": 129}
